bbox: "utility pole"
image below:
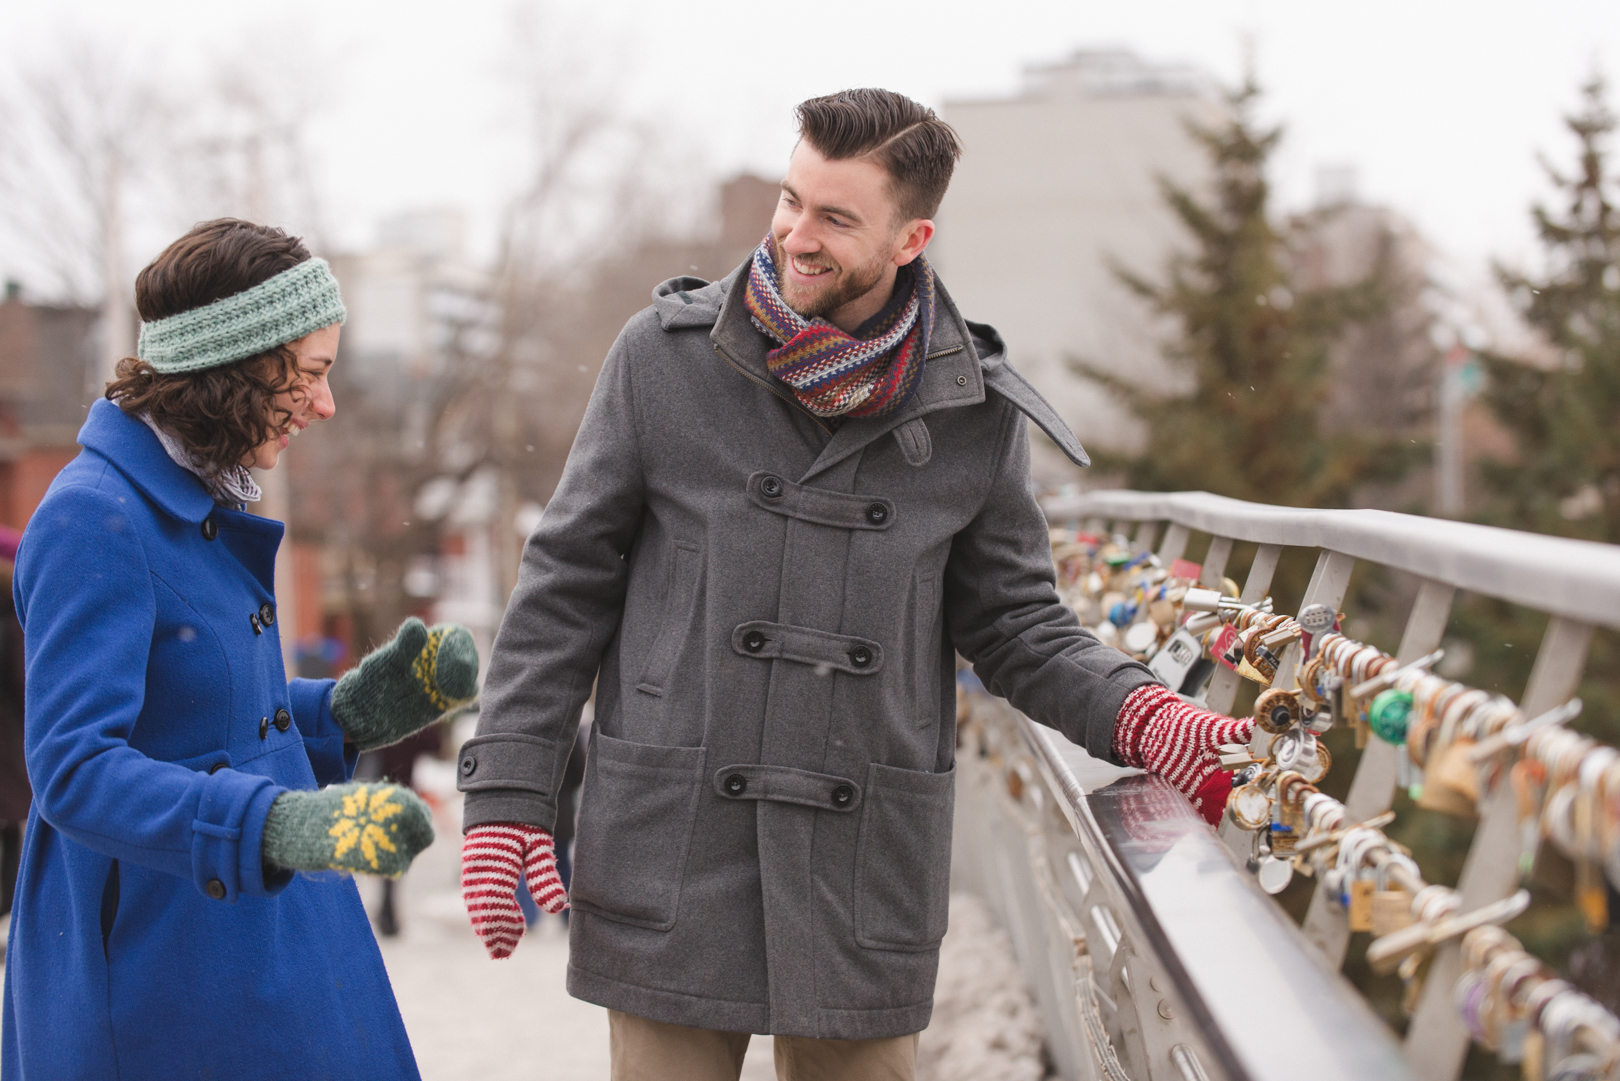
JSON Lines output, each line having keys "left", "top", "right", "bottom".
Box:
{"left": 1435, "top": 344, "right": 1468, "bottom": 517}
{"left": 239, "top": 135, "right": 301, "bottom": 673}
{"left": 95, "top": 155, "right": 130, "bottom": 392}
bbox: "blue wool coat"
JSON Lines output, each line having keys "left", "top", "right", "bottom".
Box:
{"left": 1, "top": 400, "right": 419, "bottom": 1080}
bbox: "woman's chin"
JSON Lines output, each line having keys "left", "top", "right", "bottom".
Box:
{"left": 247, "top": 444, "right": 282, "bottom": 471}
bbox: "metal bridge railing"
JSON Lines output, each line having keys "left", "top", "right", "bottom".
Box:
{"left": 953, "top": 489, "right": 1620, "bottom": 1081}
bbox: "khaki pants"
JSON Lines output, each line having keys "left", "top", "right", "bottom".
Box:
{"left": 609, "top": 1009, "right": 919, "bottom": 1081}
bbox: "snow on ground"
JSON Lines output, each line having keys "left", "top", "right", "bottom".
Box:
{"left": 0, "top": 763, "right": 1048, "bottom": 1079}
{"left": 378, "top": 775, "right": 1049, "bottom": 1080}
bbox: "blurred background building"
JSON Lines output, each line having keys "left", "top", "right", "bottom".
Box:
{"left": 934, "top": 50, "right": 1225, "bottom": 476}
{"left": 0, "top": 284, "right": 98, "bottom": 531}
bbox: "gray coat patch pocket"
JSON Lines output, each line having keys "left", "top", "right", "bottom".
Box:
{"left": 853, "top": 762, "right": 956, "bottom": 951}
{"left": 569, "top": 732, "right": 706, "bottom": 931}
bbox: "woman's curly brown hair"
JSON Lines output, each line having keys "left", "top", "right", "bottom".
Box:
{"left": 106, "top": 219, "right": 315, "bottom": 469}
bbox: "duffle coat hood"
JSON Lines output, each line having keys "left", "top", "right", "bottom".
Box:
{"left": 2, "top": 400, "right": 419, "bottom": 1080}
{"left": 459, "top": 264, "right": 1157, "bottom": 1040}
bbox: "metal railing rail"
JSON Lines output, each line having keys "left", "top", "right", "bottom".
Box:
{"left": 1030, "top": 488, "right": 1617, "bottom": 1080}
{"left": 956, "top": 696, "right": 1413, "bottom": 1081}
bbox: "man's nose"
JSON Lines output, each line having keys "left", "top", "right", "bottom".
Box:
{"left": 780, "top": 218, "right": 820, "bottom": 256}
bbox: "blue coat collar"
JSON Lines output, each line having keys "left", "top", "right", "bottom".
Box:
{"left": 77, "top": 399, "right": 217, "bottom": 525}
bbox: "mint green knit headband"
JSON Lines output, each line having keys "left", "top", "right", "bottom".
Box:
{"left": 136, "top": 257, "right": 347, "bottom": 374}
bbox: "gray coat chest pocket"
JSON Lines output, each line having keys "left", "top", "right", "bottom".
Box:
{"left": 853, "top": 762, "right": 955, "bottom": 951}
{"left": 569, "top": 732, "right": 706, "bottom": 931}
{"left": 635, "top": 541, "right": 702, "bottom": 697}
{"left": 913, "top": 573, "right": 941, "bottom": 728}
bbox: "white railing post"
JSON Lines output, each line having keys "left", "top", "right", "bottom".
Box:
{"left": 1199, "top": 537, "right": 1233, "bottom": 590}
{"left": 1205, "top": 543, "right": 1283, "bottom": 715}
{"left": 1402, "top": 615, "right": 1595, "bottom": 1079}
{"left": 1302, "top": 577, "right": 1458, "bottom": 963}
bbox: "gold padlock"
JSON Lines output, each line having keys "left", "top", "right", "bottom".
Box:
{"left": 1370, "top": 855, "right": 1418, "bottom": 937}
{"left": 1273, "top": 796, "right": 1304, "bottom": 854}
{"left": 1348, "top": 877, "right": 1375, "bottom": 933}
{"left": 1417, "top": 737, "right": 1480, "bottom": 818}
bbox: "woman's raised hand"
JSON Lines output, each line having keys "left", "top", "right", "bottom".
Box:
{"left": 330, "top": 617, "right": 479, "bottom": 751}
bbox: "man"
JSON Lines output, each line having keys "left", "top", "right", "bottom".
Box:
{"left": 457, "top": 89, "right": 1251, "bottom": 1081}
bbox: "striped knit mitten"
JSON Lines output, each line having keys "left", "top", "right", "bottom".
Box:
{"left": 461, "top": 823, "right": 568, "bottom": 959}
{"left": 330, "top": 617, "right": 479, "bottom": 752}
{"left": 1113, "top": 684, "right": 1253, "bottom": 827}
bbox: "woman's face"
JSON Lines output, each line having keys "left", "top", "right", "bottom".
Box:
{"left": 244, "top": 322, "right": 340, "bottom": 471}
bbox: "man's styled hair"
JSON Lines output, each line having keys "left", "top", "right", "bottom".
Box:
{"left": 794, "top": 89, "right": 963, "bottom": 223}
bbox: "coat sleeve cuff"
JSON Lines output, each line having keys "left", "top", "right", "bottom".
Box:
{"left": 457, "top": 732, "right": 561, "bottom": 833}
{"left": 192, "top": 771, "right": 288, "bottom": 902}
{"left": 1084, "top": 665, "right": 1162, "bottom": 768}
{"left": 289, "top": 677, "right": 357, "bottom": 786}
{"left": 461, "top": 790, "right": 558, "bottom": 834}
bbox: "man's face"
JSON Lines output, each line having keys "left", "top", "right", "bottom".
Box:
{"left": 770, "top": 142, "right": 908, "bottom": 321}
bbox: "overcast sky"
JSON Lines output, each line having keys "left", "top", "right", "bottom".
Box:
{"left": 2, "top": 0, "right": 1618, "bottom": 283}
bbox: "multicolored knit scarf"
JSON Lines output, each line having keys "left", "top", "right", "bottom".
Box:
{"left": 744, "top": 233, "right": 934, "bottom": 419}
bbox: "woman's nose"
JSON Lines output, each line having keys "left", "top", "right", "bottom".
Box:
{"left": 310, "top": 378, "right": 336, "bottom": 421}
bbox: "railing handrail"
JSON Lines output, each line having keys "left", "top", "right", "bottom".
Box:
{"left": 1019, "top": 716, "right": 1413, "bottom": 1081}
{"left": 1043, "top": 489, "right": 1620, "bottom": 631}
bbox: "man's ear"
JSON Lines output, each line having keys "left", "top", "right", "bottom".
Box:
{"left": 893, "top": 219, "right": 935, "bottom": 266}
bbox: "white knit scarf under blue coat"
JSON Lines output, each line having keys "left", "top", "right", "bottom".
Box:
{"left": 139, "top": 413, "right": 262, "bottom": 509}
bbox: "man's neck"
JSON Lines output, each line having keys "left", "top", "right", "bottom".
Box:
{"left": 825, "top": 264, "right": 900, "bottom": 335}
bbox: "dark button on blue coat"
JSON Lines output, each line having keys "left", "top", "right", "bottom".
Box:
{"left": 1, "top": 400, "right": 420, "bottom": 1080}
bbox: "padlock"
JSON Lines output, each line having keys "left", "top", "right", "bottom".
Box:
{"left": 1228, "top": 782, "right": 1272, "bottom": 832}
{"left": 1254, "top": 688, "right": 1301, "bottom": 734}
{"left": 1370, "top": 856, "right": 1419, "bottom": 937}
{"left": 1417, "top": 737, "right": 1481, "bottom": 818}
{"left": 1272, "top": 796, "right": 1304, "bottom": 854}
{"left": 1348, "top": 874, "right": 1375, "bottom": 933}
{"left": 1368, "top": 689, "right": 1413, "bottom": 746}
{"left": 1242, "top": 627, "right": 1280, "bottom": 684}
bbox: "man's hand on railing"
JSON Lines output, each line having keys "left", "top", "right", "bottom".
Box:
{"left": 1114, "top": 684, "right": 1253, "bottom": 826}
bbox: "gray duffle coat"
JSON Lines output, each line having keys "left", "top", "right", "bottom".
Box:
{"left": 459, "top": 263, "right": 1157, "bottom": 1039}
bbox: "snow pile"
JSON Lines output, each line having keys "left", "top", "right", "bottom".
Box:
{"left": 919, "top": 892, "right": 1048, "bottom": 1081}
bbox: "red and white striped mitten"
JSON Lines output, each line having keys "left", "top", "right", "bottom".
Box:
{"left": 460, "top": 823, "right": 568, "bottom": 959}
{"left": 1113, "top": 684, "right": 1253, "bottom": 827}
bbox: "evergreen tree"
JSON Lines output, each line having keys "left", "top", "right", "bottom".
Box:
{"left": 1076, "top": 76, "right": 1413, "bottom": 508}
{"left": 1477, "top": 76, "right": 1620, "bottom": 543}
{"left": 1469, "top": 76, "right": 1620, "bottom": 741}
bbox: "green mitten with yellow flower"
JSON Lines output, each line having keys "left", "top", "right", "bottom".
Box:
{"left": 330, "top": 617, "right": 478, "bottom": 752}
{"left": 262, "top": 782, "right": 434, "bottom": 877}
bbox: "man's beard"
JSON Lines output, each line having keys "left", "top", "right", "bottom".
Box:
{"left": 772, "top": 234, "right": 889, "bottom": 321}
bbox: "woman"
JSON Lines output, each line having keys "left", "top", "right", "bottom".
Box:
{"left": 1, "top": 219, "right": 477, "bottom": 1079}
